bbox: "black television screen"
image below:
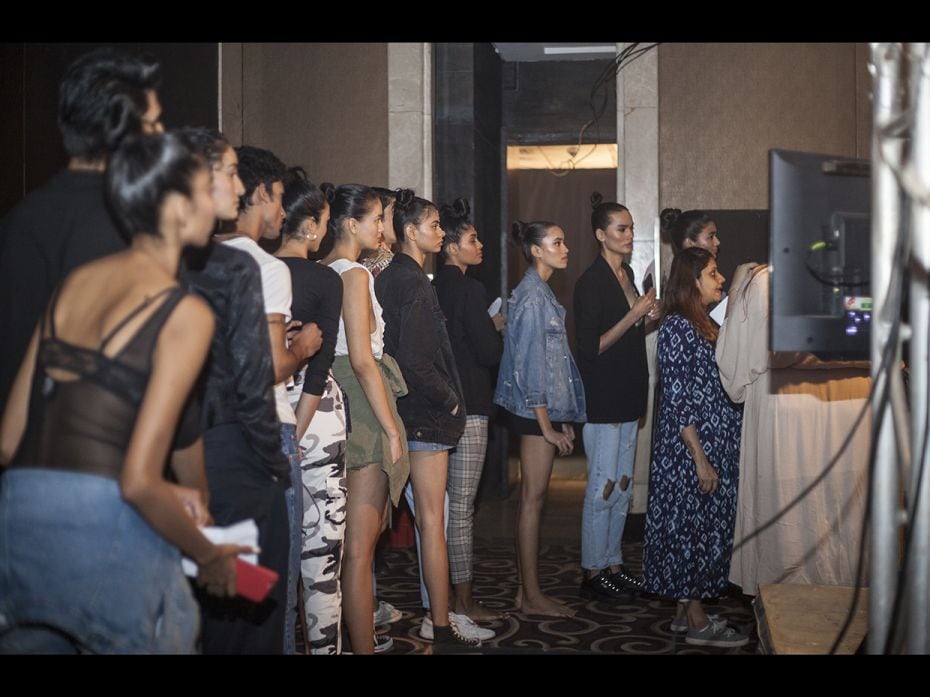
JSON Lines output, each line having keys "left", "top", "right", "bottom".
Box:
{"left": 769, "top": 149, "right": 871, "bottom": 356}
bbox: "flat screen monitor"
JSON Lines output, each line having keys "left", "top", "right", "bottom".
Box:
{"left": 769, "top": 149, "right": 871, "bottom": 357}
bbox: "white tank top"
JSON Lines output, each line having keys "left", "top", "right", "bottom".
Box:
{"left": 328, "top": 258, "right": 384, "bottom": 360}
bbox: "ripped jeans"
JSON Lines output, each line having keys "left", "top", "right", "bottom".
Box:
{"left": 581, "top": 421, "right": 638, "bottom": 571}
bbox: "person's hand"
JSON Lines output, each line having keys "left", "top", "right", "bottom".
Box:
{"left": 632, "top": 287, "right": 657, "bottom": 321}
{"left": 172, "top": 484, "right": 212, "bottom": 527}
{"left": 492, "top": 312, "right": 505, "bottom": 332}
{"left": 285, "top": 319, "right": 303, "bottom": 344}
{"left": 387, "top": 430, "right": 404, "bottom": 464}
{"left": 730, "top": 262, "right": 760, "bottom": 295}
{"left": 695, "top": 459, "right": 719, "bottom": 495}
{"left": 545, "top": 427, "right": 574, "bottom": 456}
{"left": 196, "top": 543, "right": 255, "bottom": 598}
{"left": 292, "top": 322, "right": 323, "bottom": 360}
{"left": 561, "top": 422, "right": 575, "bottom": 442}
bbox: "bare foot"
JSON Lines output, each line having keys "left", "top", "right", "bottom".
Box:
{"left": 457, "top": 600, "right": 504, "bottom": 622}
{"left": 518, "top": 593, "right": 577, "bottom": 618}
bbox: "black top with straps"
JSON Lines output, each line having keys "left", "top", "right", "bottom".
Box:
{"left": 12, "top": 285, "right": 187, "bottom": 480}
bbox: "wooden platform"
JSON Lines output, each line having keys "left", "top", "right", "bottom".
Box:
{"left": 754, "top": 583, "right": 869, "bottom": 654}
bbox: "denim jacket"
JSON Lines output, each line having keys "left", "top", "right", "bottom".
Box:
{"left": 494, "top": 267, "right": 586, "bottom": 422}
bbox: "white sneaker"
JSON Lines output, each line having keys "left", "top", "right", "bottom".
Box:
{"left": 449, "top": 612, "right": 496, "bottom": 641}
{"left": 374, "top": 600, "right": 403, "bottom": 626}
{"left": 419, "top": 613, "right": 495, "bottom": 642}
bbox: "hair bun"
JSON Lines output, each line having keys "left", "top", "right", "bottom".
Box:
{"left": 395, "top": 188, "right": 415, "bottom": 209}
{"left": 320, "top": 181, "right": 335, "bottom": 204}
{"left": 590, "top": 191, "right": 603, "bottom": 209}
{"left": 452, "top": 197, "right": 470, "bottom": 219}
{"left": 660, "top": 207, "right": 682, "bottom": 233}
{"left": 511, "top": 220, "right": 527, "bottom": 245}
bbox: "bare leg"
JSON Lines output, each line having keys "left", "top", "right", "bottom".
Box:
{"left": 684, "top": 599, "right": 709, "bottom": 629}
{"left": 343, "top": 463, "right": 389, "bottom": 654}
{"left": 409, "top": 450, "right": 452, "bottom": 628}
{"left": 453, "top": 580, "right": 504, "bottom": 620}
{"left": 515, "top": 435, "right": 576, "bottom": 617}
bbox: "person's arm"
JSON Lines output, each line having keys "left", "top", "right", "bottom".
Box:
{"left": 342, "top": 268, "right": 404, "bottom": 463}
{"left": 597, "top": 288, "right": 655, "bottom": 354}
{"left": 228, "top": 269, "right": 286, "bottom": 470}
{"left": 169, "top": 437, "right": 210, "bottom": 514}
{"left": 296, "top": 270, "right": 343, "bottom": 439}
{"left": 264, "top": 264, "right": 321, "bottom": 383}
{"left": 659, "top": 317, "right": 717, "bottom": 495}
{"left": 119, "top": 295, "right": 246, "bottom": 595}
{"left": 268, "top": 314, "right": 322, "bottom": 383}
{"left": 511, "top": 297, "right": 548, "bottom": 410}
{"left": 392, "top": 289, "right": 458, "bottom": 413}
{"left": 0, "top": 323, "right": 40, "bottom": 466}
{"left": 463, "top": 281, "right": 503, "bottom": 368}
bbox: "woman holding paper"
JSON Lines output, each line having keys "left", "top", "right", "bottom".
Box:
{"left": 0, "top": 133, "right": 245, "bottom": 654}
{"left": 433, "top": 197, "right": 504, "bottom": 624}
{"left": 573, "top": 194, "right": 656, "bottom": 601}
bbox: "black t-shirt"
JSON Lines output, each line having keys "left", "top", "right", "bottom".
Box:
{"left": 279, "top": 257, "right": 343, "bottom": 396}
{"left": 0, "top": 169, "right": 126, "bottom": 412}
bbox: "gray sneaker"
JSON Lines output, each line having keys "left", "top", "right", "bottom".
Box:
{"left": 684, "top": 621, "right": 748, "bottom": 648}
{"left": 374, "top": 600, "right": 403, "bottom": 626}
{"left": 670, "top": 613, "right": 725, "bottom": 634}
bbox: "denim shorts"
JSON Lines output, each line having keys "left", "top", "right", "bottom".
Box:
{"left": 407, "top": 440, "right": 452, "bottom": 452}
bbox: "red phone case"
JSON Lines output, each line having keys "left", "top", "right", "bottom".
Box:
{"left": 235, "top": 558, "right": 279, "bottom": 603}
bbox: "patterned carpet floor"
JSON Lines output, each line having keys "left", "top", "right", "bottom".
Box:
{"left": 370, "top": 537, "right": 758, "bottom": 655}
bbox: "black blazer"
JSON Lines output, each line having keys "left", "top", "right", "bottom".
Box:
{"left": 375, "top": 253, "right": 466, "bottom": 445}
{"left": 573, "top": 255, "right": 648, "bottom": 424}
{"left": 433, "top": 265, "right": 502, "bottom": 417}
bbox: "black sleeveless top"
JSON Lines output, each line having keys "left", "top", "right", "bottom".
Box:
{"left": 12, "top": 285, "right": 187, "bottom": 479}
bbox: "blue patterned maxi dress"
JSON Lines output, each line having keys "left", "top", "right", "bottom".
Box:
{"left": 642, "top": 313, "right": 743, "bottom": 599}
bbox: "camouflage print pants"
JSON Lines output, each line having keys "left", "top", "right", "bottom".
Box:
{"left": 291, "top": 372, "right": 347, "bottom": 655}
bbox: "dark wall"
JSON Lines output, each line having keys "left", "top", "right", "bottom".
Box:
{"left": 434, "top": 42, "right": 504, "bottom": 299}
{"left": 503, "top": 59, "right": 616, "bottom": 146}
{"left": 0, "top": 43, "right": 218, "bottom": 216}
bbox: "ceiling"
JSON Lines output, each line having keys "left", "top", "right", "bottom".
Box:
{"left": 492, "top": 43, "right": 618, "bottom": 63}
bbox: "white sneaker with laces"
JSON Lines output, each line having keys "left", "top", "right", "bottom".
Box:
{"left": 449, "top": 612, "right": 496, "bottom": 641}
{"left": 420, "top": 613, "right": 492, "bottom": 644}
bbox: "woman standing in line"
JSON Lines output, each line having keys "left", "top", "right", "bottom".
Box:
{"left": 433, "top": 198, "right": 504, "bottom": 628}
{"left": 274, "top": 169, "right": 348, "bottom": 654}
{"left": 573, "top": 195, "right": 656, "bottom": 601}
{"left": 641, "top": 247, "right": 746, "bottom": 648}
{"left": 493, "top": 220, "right": 586, "bottom": 618}
{"left": 321, "top": 184, "right": 409, "bottom": 654}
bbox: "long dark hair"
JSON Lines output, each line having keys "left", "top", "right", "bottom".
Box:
{"left": 663, "top": 247, "right": 717, "bottom": 343}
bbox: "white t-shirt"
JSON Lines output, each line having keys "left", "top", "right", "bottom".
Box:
{"left": 222, "top": 236, "right": 296, "bottom": 425}
{"left": 327, "top": 258, "right": 384, "bottom": 360}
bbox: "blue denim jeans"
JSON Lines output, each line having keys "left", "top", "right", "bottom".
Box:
{"left": 281, "top": 424, "right": 302, "bottom": 655}
{"left": 581, "top": 421, "right": 638, "bottom": 570}
{"left": 0, "top": 469, "right": 198, "bottom": 654}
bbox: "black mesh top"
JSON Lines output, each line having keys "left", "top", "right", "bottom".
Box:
{"left": 13, "top": 285, "right": 187, "bottom": 479}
